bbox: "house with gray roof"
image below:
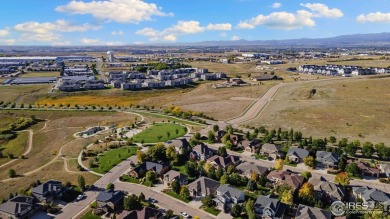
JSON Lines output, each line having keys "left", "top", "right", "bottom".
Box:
{"left": 190, "top": 143, "right": 214, "bottom": 161}
{"left": 352, "top": 186, "right": 390, "bottom": 206}
{"left": 129, "top": 162, "right": 169, "bottom": 178}
{"left": 96, "top": 190, "right": 125, "bottom": 213}
{"left": 207, "top": 155, "right": 241, "bottom": 169}
{"left": 31, "top": 180, "right": 64, "bottom": 203}
{"left": 286, "top": 147, "right": 309, "bottom": 163}
{"left": 260, "top": 143, "right": 282, "bottom": 160}
{"left": 309, "top": 177, "right": 345, "bottom": 202}
{"left": 117, "top": 207, "right": 163, "bottom": 219}
{"left": 316, "top": 151, "right": 339, "bottom": 168}
{"left": 187, "top": 177, "right": 221, "bottom": 198}
{"left": 236, "top": 162, "right": 269, "bottom": 178}
{"left": 166, "top": 138, "right": 189, "bottom": 155}
{"left": 163, "top": 170, "right": 188, "bottom": 187}
{"left": 254, "top": 195, "right": 287, "bottom": 219}
{"left": 0, "top": 196, "right": 36, "bottom": 219}
{"left": 295, "top": 204, "right": 331, "bottom": 219}
{"left": 215, "top": 185, "right": 245, "bottom": 209}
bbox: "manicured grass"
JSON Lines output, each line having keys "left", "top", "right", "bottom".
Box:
{"left": 132, "top": 123, "right": 187, "bottom": 143}
{"left": 142, "top": 181, "right": 153, "bottom": 187}
{"left": 283, "top": 161, "right": 297, "bottom": 167}
{"left": 203, "top": 206, "right": 221, "bottom": 216}
{"left": 81, "top": 210, "right": 101, "bottom": 219}
{"left": 20, "top": 71, "right": 60, "bottom": 78}
{"left": 164, "top": 190, "right": 191, "bottom": 203}
{"left": 254, "top": 154, "right": 267, "bottom": 160}
{"left": 91, "top": 146, "right": 138, "bottom": 174}
{"left": 173, "top": 164, "right": 186, "bottom": 174}
{"left": 120, "top": 175, "right": 140, "bottom": 184}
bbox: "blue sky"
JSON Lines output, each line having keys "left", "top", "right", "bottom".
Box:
{"left": 0, "top": 0, "right": 389, "bottom": 45}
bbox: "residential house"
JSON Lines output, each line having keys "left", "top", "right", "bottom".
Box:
{"left": 58, "top": 80, "right": 81, "bottom": 91}
{"left": 316, "top": 151, "right": 339, "bottom": 168}
{"left": 207, "top": 155, "right": 241, "bottom": 169}
{"left": 352, "top": 186, "right": 390, "bottom": 206}
{"left": 357, "top": 161, "right": 380, "bottom": 178}
{"left": 84, "top": 80, "right": 105, "bottom": 89}
{"left": 163, "top": 170, "right": 188, "bottom": 187}
{"left": 187, "top": 177, "right": 221, "bottom": 198}
{"left": 309, "top": 177, "right": 345, "bottom": 202}
{"left": 379, "top": 163, "right": 390, "bottom": 177}
{"left": 286, "top": 147, "right": 309, "bottom": 163}
{"left": 117, "top": 207, "right": 164, "bottom": 219}
{"left": 215, "top": 130, "right": 227, "bottom": 142}
{"left": 240, "top": 140, "right": 261, "bottom": 153}
{"left": 267, "top": 170, "right": 304, "bottom": 190}
{"left": 260, "top": 143, "right": 282, "bottom": 160}
{"left": 96, "top": 190, "right": 125, "bottom": 212}
{"left": 254, "top": 195, "right": 287, "bottom": 219}
{"left": 295, "top": 204, "right": 332, "bottom": 219}
{"left": 215, "top": 185, "right": 245, "bottom": 209}
{"left": 236, "top": 162, "right": 269, "bottom": 179}
{"left": 229, "top": 134, "right": 242, "bottom": 145}
{"left": 122, "top": 82, "right": 142, "bottom": 90}
{"left": 167, "top": 138, "right": 189, "bottom": 155}
{"left": 0, "top": 196, "right": 36, "bottom": 219}
{"left": 190, "top": 143, "right": 214, "bottom": 161}
{"left": 31, "top": 180, "right": 64, "bottom": 203}
{"left": 129, "top": 162, "right": 169, "bottom": 178}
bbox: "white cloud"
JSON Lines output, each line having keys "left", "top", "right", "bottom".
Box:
{"left": 20, "top": 33, "right": 61, "bottom": 42}
{"left": 300, "top": 3, "right": 343, "bottom": 18}
{"left": 206, "top": 23, "right": 232, "bottom": 31}
{"left": 0, "top": 29, "right": 10, "bottom": 37}
{"left": 137, "top": 20, "right": 232, "bottom": 42}
{"left": 219, "top": 32, "right": 227, "bottom": 37}
{"left": 80, "top": 38, "right": 123, "bottom": 45}
{"left": 357, "top": 12, "right": 390, "bottom": 23}
{"left": 14, "top": 20, "right": 100, "bottom": 34}
{"left": 271, "top": 2, "right": 282, "bottom": 9}
{"left": 0, "top": 39, "right": 16, "bottom": 45}
{"left": 237, "top": 3, "right": 342, "bottom": 30}
{"left": 238, "top": 10, "right": 315, "bottom": 30}
{"left": 56, "top": 0, "right": 172, "bottom": 24}
{"left": 52, "top": 41, "right": 72, "bottom": 46}
{"left": 111, "top": 30, "right": 124, "bottom": 35}
{"left": 231, "top": 36, "right": 240, "bottom": 41}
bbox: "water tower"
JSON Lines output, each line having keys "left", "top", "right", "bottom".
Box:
{"left": 107, "top": 51, "right": 115, "bottom": 62}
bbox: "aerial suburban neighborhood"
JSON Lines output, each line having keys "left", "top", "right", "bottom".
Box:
{"left": 1, "top": 0, "right": 390, "bottom": 219}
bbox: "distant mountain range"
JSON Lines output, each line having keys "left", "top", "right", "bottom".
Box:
{"left": 159, "top": 32, "right": 390, "bottom": 47}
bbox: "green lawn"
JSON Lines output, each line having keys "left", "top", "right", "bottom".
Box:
{"left": 119, "top": 175, "right": 140, "bottom": 184}
{"left": 283, "top": 161, "right": 297, "bottom": 167}
{"left": 81, "top": 210, "right": 101, "bottom": 219}
{"left": 0, "top": 131, "right": 28, "bottom": 157}
{"left": 91, "top": 146, "right": 138, "bottom": 174}
{"left": 203, "top": 206, "right": 221, "bottom": 216}
{"left": 132, "top": 123, "right": 187, "bottom": 143}
{"left": 164, "top": 190, "right": 191, "bottom": 203}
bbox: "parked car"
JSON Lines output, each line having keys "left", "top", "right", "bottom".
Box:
{"left": 76, "top": 194, "right": 84, "bottom": 201}
{"left": 180, "top": 212, "right": 190, "bottom": 218}
{"left": 148, "top": 198, "right": 158, "bottom": 203}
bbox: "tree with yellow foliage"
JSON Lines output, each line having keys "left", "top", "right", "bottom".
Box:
{"left": 250, "top": 172, "right": 259, "bottom": 181}
{"left": 275, "top": 159, "right": 284, "bottom": 170}
{"left": 335, "top": 172, "right": 350, "bottom": 186}
{"left": 298, "top": 182, "right": 315, "bottom": 200}
{"left": 281, "top": 189, "right": 294, "bottom": 205}
{"left": 203, "top": 162, "right": 211, "bottom": 174}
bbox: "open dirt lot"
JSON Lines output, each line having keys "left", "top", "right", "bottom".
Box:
{"left": 19, "top": 71, "right": 60, "bottom": 78}
{"left": 140, "top": 82, "right": 274, "bottom": 120}
{"left": 0, "top": 84, "right": 52, "bottom": 103}
{"left": 245, "top": 77, "right": 390, "bottom": 145}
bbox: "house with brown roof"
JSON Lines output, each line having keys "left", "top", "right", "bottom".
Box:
{"left": 266, "top": 170, "right": 304, "bottom": 190}
{"left": 240, "top": 140, "right": 261, "bottom": 153}
{"left": 215, "top": 130, "right": 227, "bottom": 142}
{"left": 260, "top": 143, "right": 282, "bottom": 160}
{"left": 207, "top": 155, "right": 241, "bottom": 169}
{"left": 129, "top": 162, "right": 169, "bottom": 178}
{"left": 117, "top": 207, "right": 163, "bottom": 219}
{"left": 229, "top": 134, "right": 242, "bottom": 145}
{"left": 357, "top": 161, "right": 380, "bottom": 178}
{"left": 166, "top": 138, "right": 189, "bottom": 155}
